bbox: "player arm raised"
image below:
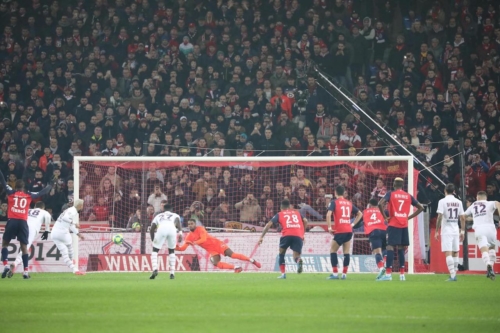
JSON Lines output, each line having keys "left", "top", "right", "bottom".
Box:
{"left": 28, "top": 183, "right": 53, "bottom": 199}
{"left": 0, "top": 170, "right": 14, "bottom": 194}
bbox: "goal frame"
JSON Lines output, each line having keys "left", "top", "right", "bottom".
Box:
{"left": 73, "top": 156, "right": 415, "bottom": 273}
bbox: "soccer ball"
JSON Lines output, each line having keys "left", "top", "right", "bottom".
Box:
{"left": 113, "top": 234, "right": 124, "bottom": 245}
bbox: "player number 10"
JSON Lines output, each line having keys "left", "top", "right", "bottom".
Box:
{"left": 12, "top": 197, "right": 28, "bottom": 209}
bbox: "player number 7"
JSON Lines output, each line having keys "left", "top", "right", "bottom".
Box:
{"left": 398, "top": 200, "right": 404, "bottom": 211}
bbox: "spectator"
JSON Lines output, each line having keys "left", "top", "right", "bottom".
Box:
{"left": 147, "top": 185, "right": 168, "bottom": 213}
{"left": 210, "top": 200, "right": 234, "bottom": 228}
{"left": 0, "top": 0, "right": 496, "bottom": 225}
{"left": 291, "top": 185, "right": 322, "bottom": 220}
{"left": 235, "top": 193, "right": 261, "bottom": 224}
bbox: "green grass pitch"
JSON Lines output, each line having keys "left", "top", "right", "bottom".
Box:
{"left": 3, "top": 273, "right": 500, "bottom": 333}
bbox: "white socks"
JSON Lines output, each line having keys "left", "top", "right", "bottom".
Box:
{"left": 151, "top": 252, "right": 176, "bottom": 274}
{"left": 169, "top": 253, "right": 176, "bottom": 275}
{"left": 482, "top": 251, "right": 491, "bottom": 267}
{"left": 453, "top": 257, "right": 459, "bottom": 271}
{"left": 151, "top": 252, "right": 158, "bottom": 271}
{"left": 446, "top": 256, "right": 456, "bottom": 278}
{"left": 489, "top": 250, "right": 496, "bottom": 266}
{"left": 13, "top": 254, "right": 22, "bottom": 269}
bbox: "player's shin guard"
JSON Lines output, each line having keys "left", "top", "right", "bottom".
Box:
{"left": 375, "top": 253, "right": 384, "bottom": 269}
{"left": 482, "top": 251, "right": 491, "bottom": 268}
{"left": 446, "top": 255, "right": 456, "bottom": 278}
{"left": 21, "top": 253, "right": 29, "bottom": 271}
{"left": 231, "top": 253, "right": 251, "bottom": 262}
{"left": 1, "top": 247, "right": 8, "bottom": 267}
{"left": 279, "top": 254, "right": 285, "bottom": 274}
{"left": 398, "top": 249, "right": 405, "bottom": 274}
{"left": 151, "top": 252, "right": 158, "bottom": 271}
{"left": 489, "top": 250, "right": 496, "bottom": 266}
{"left": 385, "top": 250, "right": 394, "bottom": 275}
{"left": 168, "top": 253, "right": 176, "bottom": 275}
{"left": 342, "top": 254, "right": 350, "bottom": 274}
{"left": 330, "top": 253, "right": 338, "bottom": 274}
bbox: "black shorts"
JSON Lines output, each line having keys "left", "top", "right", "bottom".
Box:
{"left": 279, "top": 236, "right": 303, "bottom": 254}
{"left": 387, "top": 226, "right": 409, "bottom": 246}
{"left": 333, "top": 232, "right": 353, "bottom": 246}
{"left": 3, "top": 218, "right": 29, "bottom": 245}
{"left": 369, "top": 229, "right": 387, "bottom": 250}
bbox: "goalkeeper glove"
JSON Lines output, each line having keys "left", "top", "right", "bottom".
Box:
{"left": 41, "top": 231, "right": 50, "bottom": 240}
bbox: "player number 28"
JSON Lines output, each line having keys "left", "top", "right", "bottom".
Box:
{"left": 284, "top": 214, "right": 300, "bottom": 227}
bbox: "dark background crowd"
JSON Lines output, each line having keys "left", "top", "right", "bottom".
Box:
{"left": 0, "top": 0, "right": 499, "bottom": 228}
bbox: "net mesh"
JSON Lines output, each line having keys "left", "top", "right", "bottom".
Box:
{"left": 76, "top": 158, "right": 425, "bottom": 273}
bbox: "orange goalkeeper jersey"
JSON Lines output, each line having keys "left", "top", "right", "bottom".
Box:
{"left": 176, "top": 226, "right": 229, "bottom": 255}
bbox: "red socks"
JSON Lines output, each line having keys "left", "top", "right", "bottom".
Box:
{"left": 400, "top": 267, "right": 405, "bottom": 274}
{"left": 215, "top": 262, "right": 234, "bottom": 270}
{"left": 231, "top": 253, "right": 251, "bottom": 262}
{"left": 342, "top": 266, "right": 348, "bottom": 274}
{"left": 333, "top": 267, "right": 338, "bottom": 274}
{"left": 386, "top": 268, "right": 393, "bottom": 275}
{"left": 280, "top": 264, "right": 285, "bottom": 274}
{"left": 377, "top": 261, "right": 384, "bottom": 269}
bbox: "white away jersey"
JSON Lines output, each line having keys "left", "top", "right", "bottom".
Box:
{"left": 464, "top": 200, "right": 497, "bottom": 229}
{"left": 53, "top": 206, "right": 80, "bottom": 233}
{"left": 152, "top": 211, "right": 179, "bottom": 230}
{"left": 27, "top": 208, "right": 52, "bottom": 234}
{"left": 436, "top": 195, "right": 464, "bottom": 235}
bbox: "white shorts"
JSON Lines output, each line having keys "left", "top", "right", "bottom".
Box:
{"left": 152, "top": 227, "right": 177, "bottom": 250}
{"left": 51, "top": 229, "right": 72, "bottom": 248}
{"left": 475, "top": 227, "right": 497, "bottom": 249}
{"left": 441, "top": 234, "right": 459, "bottom": 252}
{"left": 26, "top": 228, "right": 40, "bottom": 248}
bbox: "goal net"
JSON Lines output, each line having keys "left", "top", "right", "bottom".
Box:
{"left": 71, "top": 156, "right": 424, "bottom": 274}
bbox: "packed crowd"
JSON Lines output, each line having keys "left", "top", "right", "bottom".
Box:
{"left": 0, "top": 0, "right": 499, "bottom": 226}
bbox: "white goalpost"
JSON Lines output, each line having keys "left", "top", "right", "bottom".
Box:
{"left": 73, "top": 156, "right": 417, "bottom": 274}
